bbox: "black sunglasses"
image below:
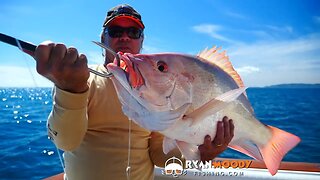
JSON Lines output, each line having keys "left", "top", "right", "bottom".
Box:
{"left": 105, "top": 26, "right": 143, "bottom": 39}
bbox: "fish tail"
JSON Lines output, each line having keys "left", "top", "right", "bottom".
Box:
{"left": 260, "top": 125, "right": 301, "bottom": 175}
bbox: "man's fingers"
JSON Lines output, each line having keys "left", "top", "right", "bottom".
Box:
{"left": 64, "top": 47, "right": 79, "bottom": 65}
{"left": 35, "top": 41, "right": 54, "bottom": 62}
{"left": 35, "top": 41, "right": 54, "bottom": 75}
{"left": 75, "top": 54, "right": 89, "bottom": 72}
{"left": 50, "top": 43, "right": 67, "bottom": 68}
{"left": 213, "top": 120, "right": 224, "bottom": 145}
{"left": 223, "top": 117, "right": 230, "bottom": 139}
{"left": 230, "top": 119, "right": 234, "bottom": 138}
{"left": 203, "top": 135, "right": 212, "bottom": 149}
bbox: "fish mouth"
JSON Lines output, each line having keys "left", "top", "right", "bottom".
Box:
{"left": 107, "top": 54, "right": 170, "bottom": 111}
{"left": 112, "top": 53, "right": 145, "bottom": 89}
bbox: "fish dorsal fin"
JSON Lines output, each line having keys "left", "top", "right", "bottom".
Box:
{"left": 197, "top": 47, "right": 245, "bottom": 90}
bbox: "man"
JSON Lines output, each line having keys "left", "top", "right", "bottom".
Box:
{"left": 36, "top": 4, "right": 234, "bottom": 180}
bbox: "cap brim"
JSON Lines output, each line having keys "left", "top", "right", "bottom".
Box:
{"left": 104, "top": 15, "right": 144, "bottom": 29}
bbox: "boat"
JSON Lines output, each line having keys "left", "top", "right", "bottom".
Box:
{"left": 44, "top": 158, "right": 320, "bottom": 179}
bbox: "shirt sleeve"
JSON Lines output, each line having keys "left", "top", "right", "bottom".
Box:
{"left": 47, "top": 86, "right": 89, "bottom": 151}
{"left": 148, "top": 132, "right": 184, "bottom": 167}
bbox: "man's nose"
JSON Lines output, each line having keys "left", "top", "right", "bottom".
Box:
{"left": 119, "top": 32, "right": 130, "bottom": 41}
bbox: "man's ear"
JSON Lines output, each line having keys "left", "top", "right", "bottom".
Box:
{"left": 101, "top": 34, "right": 105, "bottom": 43}
{"left": 140, "top": 35, "right": 144, "bottom": 47}
{"left": 100, "top": 34, "right": 106, "bottom": 57}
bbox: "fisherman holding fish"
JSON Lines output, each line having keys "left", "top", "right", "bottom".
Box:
{"left": 35, "top": 4, "right": 235, "bottom": 180}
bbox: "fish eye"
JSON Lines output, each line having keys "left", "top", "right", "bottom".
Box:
{"left": 157, "top": 61, "right": 168, "bottom": 72}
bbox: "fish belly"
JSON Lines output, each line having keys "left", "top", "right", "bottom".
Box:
{"left": 161, "top": 100, "right": 272, "bottom": 147}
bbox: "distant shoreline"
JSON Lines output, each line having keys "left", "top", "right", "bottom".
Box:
{"left": 262, "top": 83, "right": 320, "bottom": 89}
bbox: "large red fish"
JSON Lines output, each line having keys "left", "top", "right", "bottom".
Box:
{"left": 107, "top": 47, "right": 300, "bottom": 175}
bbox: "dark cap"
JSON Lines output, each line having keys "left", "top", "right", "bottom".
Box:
{"left": 103, "top": 4, "right": 144, "bottom": 29}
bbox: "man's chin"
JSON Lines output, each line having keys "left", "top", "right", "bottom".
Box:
{"left": 117, "top": 47, "right": 132, "bottom": 53}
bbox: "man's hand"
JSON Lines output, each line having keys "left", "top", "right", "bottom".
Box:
{"left": 34, "top": 41, "right": 90, "bottom": 93}
{"left": 198, "top": 116, "right": 234, "bottom": 162}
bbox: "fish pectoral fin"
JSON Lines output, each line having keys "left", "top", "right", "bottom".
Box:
{"left": 163, "top": 137, "right": 177, "bottom": 154}
{"left": 260, "top": 125, "right": 301, "bottom": 176}
{"left": 176, "top": 140, "right": 200, "bottom": 160}
{"left": 229, "top": 140, "right": 263, "bottom": 161}
{"left": 215, "top": 87, "right": 247, "bottom": 102}
{"left": 127, "top": 103, "right": 191, "bottom": 131}
{"left": 186, "top": 87, "right": 247, "bottom": 126}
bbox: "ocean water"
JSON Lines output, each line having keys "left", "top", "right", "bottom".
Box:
{"left": 0, "top": 87, "right": 319, "bottom": 179}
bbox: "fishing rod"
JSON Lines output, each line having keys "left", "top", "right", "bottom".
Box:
{"left": 0, "top": 32, "right": 114, "bottom": 78}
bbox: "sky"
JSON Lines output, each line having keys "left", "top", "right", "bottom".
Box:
{"left": 0, "top": 0, "right": 319, "bottom": 87}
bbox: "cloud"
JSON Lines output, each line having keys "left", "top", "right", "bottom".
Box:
{"left": 236, "top": 66, "right": 260, "bottom": 74}
{"left": 86, "top": 50, "right": 104, "bottom": 64}
{"left": 192, "top": 23, "right": 294, "bottom": 45}
{"left": 193, "top": 24, "right": 221, "bottom": 34}
{"left": 191, "top": 25, "right": 320, "bottom": 87}
{"left": 228, "top": 33, "right": 320, "bottom": 60}
{"left": 225, "top": 11, "right": 247, "bottom": 20}
{"left": 0, "top": 66, "right": 52, "bottom": 87}
{"left": 314, "top": 16, "right": 320, "bottom": 24}
{"left": 265, "top": 25, "right": 293, "bottom": 33}
{"left": 142, "top": 45, "right": 165, "bottom": 54}
{"left": 227, "top": 33, "right": 320, "bottom": 87}
{"left": 0, "top": 4, "right": 35, "bottom": 16}
{"left": 0, "top": 4, "right": 38, "bottom": 25}
{"left": 192, "top": 24, "right": 241, "bottom": 44}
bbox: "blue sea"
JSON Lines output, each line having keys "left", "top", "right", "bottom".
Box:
{"left": 0, "top": 87, "right": 319, "bottom": 179}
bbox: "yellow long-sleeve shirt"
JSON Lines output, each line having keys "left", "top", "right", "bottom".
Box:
{"left": 47, "top": 64, "right": 181, "bottom": 180}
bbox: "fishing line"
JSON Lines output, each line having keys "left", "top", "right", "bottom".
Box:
{"left": 95, "top": 40, "right": 132, "bottom": 179}
{"left": 15, "top": 38, "right": 38, "bottom": 86}
{"left": 15, "top": 38, "right": 66, "bottom": 174}
{"left": 123, "top": 73, "right": 140, "bottom": 179}
{"left": 126, "top": 119, "right": 132, "bottom": 180}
